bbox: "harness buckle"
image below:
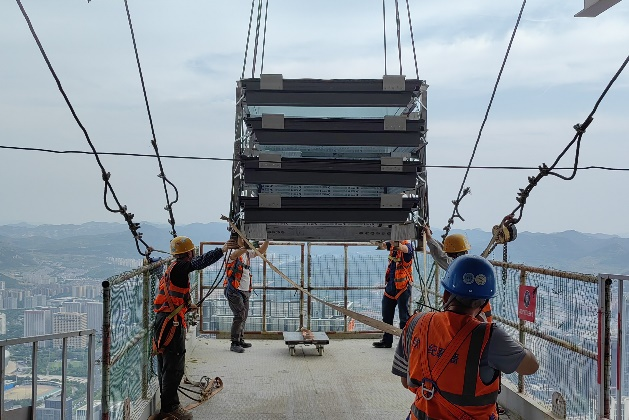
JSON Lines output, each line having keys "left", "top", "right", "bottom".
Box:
{"left": 173, "top": 320, "right": 179, "bottom": 327}
{"left": 420, "top": 378, "right": 437, "bottom": 401}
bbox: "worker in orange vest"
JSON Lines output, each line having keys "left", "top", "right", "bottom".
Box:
{"left": 392, "top": 255, "right": 538, "bottom": 420}
{"left": 153, "top": 236, "right": 232, "bottom": 420}
{"left": 224, "top": 235, "right": 269, "bottom": 353}
{"left": 424, "top": 226, "right": 493, "bottom": 322}
{"left": 373, "top": 240, "right": 414, "bottom": 349}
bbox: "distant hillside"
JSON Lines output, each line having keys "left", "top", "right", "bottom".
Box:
{"left": 0, "top": 222, "right": 627, "bottom": 278}
{"left": 444, "top": 229, "right": 629, "bottom": 275}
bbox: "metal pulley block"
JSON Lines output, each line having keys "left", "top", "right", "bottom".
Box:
{"left": 491, "top": 222, "right": 517, "bottom": 245}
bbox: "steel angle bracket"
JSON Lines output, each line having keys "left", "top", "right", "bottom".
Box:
{"left": 380, "top": 194, "right": 403, "bottom": 208}
{"left": 381, "top": 157, "right": 404, "bottom": 172}
{"left": 258, "top": 193, "right": 282, "bottom": 208}
{"left": 258, "top": 153, "right": 281, "bottom": 169}
{"left": 384, "top": 115, "right": 407, "bottom": 131}
{"left": 383, "top": 75, "right": 406, "bottom": 91}
{"left": 260, "top": 74, "right": 284, "bottom": 90}
{"left": 261, "top": 114, "right": 285, "bottom": 129}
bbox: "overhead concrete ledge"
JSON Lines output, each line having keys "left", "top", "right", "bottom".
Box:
{"left": 498, "top": 380, "right": 562, "bottom": 420}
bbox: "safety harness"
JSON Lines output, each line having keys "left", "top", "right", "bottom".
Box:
{"left": 413, "top": 313, "right": 488, "bottom": 420}
{"left": 153, "top": 261, "right": 189, "bottom": 355}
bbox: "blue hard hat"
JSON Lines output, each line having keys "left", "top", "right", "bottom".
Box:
{"left": 441, "top": 255, "right": 496, "bottom": 299}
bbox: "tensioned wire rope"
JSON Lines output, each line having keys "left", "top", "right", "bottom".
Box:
{"left": 442, "top": 0, "right": 528, "bottom": 241}
{"left": 14, "top": 0, "right": 155, "bottom": 257}
{"left": 480, "top": 52, "right": 629, "bottom": 258}
{"left": 3, "top": 144, "right": 629, "bottom": 172}
{"left": 122, "top": 0, "right": 180, "bottom": 238}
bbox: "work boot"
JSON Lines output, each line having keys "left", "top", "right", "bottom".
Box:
{"left": 230, "top": 341, "right": 245, "bottom": 353}
{"left": 239, "top": 339, "right": 252, "bottom": 348}
{"left": 165, "top": 405, "right": 193, "bottom": 420}
{"left": 372, "top": 341, "right": 392, "bottom": 348}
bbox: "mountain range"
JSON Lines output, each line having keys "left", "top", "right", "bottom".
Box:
{"left": 0, "top": 222, "right": 627, "bottom": 280}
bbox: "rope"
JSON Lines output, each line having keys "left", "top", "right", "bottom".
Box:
{"left": 480, "top": 52, "right": 629, "bottom": 249}
{"left": 405, "top": 0, "right": 419, "bottom": 80}
{"left": 221, "top": 215, "right": 403, "bottom": 336}
{"left": 442, "top": 0, "right": 527, "bottom": 240}
{"left": 259, "top": 0, "right": 270, "bottom": 75}
{"left": 509, "top": 53, "right": 629, "bottom": 225}
{"left": 122, "top": 0, "right": 179, "bottom": 238}
{"left": 394, "top": 0, "right": 403, "bottom": 75}
{"left": 382, "top": 0, "right": 388, "bottom": 75}
{"left": 196, "top": 251, "right": 229, "bottom": 307}
{"left": 15, "top": 0, "right": 152, "bottom": 257}
{"left": 251, "top": 0, "right": 264, "bottom": 77}
{"left": 241, "top": 0, "right": 256, "bottom": 79}
{"left": 4, "top": 145, "right": 629, "bottom": 173}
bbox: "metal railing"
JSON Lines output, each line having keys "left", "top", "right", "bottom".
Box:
{"left": 3, "top": 242, "right": 615, "bottom": 420}
{"left": 101, "top": 257, "right": 171, "bottom": 420}
{"left": 0, "top": 330, "right": 96, "bottom": 420}
{"left": 198, "top": 241, "right": 396, "bottom": 335}
{"left": 424, "top": 259, "right": 600, "bottom": 419}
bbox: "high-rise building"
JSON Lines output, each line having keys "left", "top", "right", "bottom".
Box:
{"left": 75, "top": 403, "right": 101, "bottom": 420}
{"left": 24, "top": 310, "right": 48, "bottom": 337}
{"left": 3, "top": 296, "right": 18, "bottom": 309}
{"left": 36, "top": 396, "right": 73, "bottom": 420}
{"left": 0, "top": 280, "right": 5, "bottom": 290}
{"left": 62, "top": 301, "right": 82, "bottom": 313}
{"left": 84, "top": 302, "right": 103, "bottom": 334}
{"left": 0, "top": 312, "right": 6, "bottom": 335}
{"left": 53, "top": 312, "right": 88, "bottom": 348}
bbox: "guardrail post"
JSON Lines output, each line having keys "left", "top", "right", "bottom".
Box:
{"left": 142, "top": 261, "right": 150, "bottom": 399}
{"left": 263, "top": 252, "right": 268, "bottom": 332}
{"left": 300, "top": 244, "right": 305, "bottom": 330}
{"left": 87, "top": 332, "right": 94, "bottom": 420}
{"left": 518, "top": 269, "right": 526, "bottom": 393}
{"left": 61, "top": 337, "right": 67, "bottom": 420}
{"left": 344, "top": 244, "right": 349, "bottom": 332}
{"left": 1, "top": 343, "right": 5, "bottom": 414}
{"left": 307, "top": 243, "right": 312, "bottom": 330}
{"left": 32, "top": 341, "right": 38, "bottom": 418}
{"left": 603, "top": 277, "right": 612, "bottom": 419}
{"left": 102, "top": 280, "right": 111, "bottom": 420}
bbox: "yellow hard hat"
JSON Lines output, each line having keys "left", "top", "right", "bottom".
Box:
{"left": 170, "top": 236, "right": 195, "bottom": 255}
{"left": 443, "top": 234, "right": 471, "bottom": 254}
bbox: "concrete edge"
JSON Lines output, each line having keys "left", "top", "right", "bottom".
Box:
{"left": 498, "top": 380, "right": 562, "bottom": 420}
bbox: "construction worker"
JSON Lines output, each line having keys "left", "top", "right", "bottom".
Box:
{"left": 224, "top": 235, "right": 269, "bottom": 353}
{"left": 373, "top": 240, "right": 414, "bottom": 349}
{"left": 424, "top": 226, "right": 493, "bottom": 323}
{"left": 392, "top": 255, "right": 539, "bottom": 420}
{"left": 153, "top": 236, "right": 231, "bottom": 420}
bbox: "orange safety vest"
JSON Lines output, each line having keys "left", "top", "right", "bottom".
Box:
{"left": 384, "top": 240, "right": 413, "bottom": 300}
{"left": 223, "top": 252, "right": 251, "bottom": 291}
{"left": 152, "top": 260, "right": 190, "bottom": 353}
{"left": 406, "top": 311, "right": 499, "bottom": 420}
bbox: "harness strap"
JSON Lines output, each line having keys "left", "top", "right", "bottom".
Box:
{"left": 416, "top": 313, "right": 481, "bottom": 420}
{"left": 384, "top": 287, "right": 407, "bottom": 300}
{"left": 153, "top": 303, "right": 185, "bottom": 354}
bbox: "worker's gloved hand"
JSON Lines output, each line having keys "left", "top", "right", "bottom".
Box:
{"left": 188, "top": 303, "right": 198, "bottom": 312}
{"left": 423, "top": 226, "right": 432, "bottom": 240}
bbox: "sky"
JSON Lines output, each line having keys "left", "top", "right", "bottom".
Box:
{"left": 0, "top": 0, "right": 628, "bottom": 236}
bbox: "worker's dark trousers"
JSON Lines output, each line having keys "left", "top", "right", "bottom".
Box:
{"left": 381, "top": 287, "right": 412, "bottom": 345}
{"left": 155, "top": 312, "right": 186, "bottom": 413}
{"left": 225, "top": 286, "right": 250, "bottom": 342}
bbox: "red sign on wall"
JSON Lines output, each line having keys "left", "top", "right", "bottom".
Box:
{"left": 518, "top": 285, "right": 537, "bottom": 322}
